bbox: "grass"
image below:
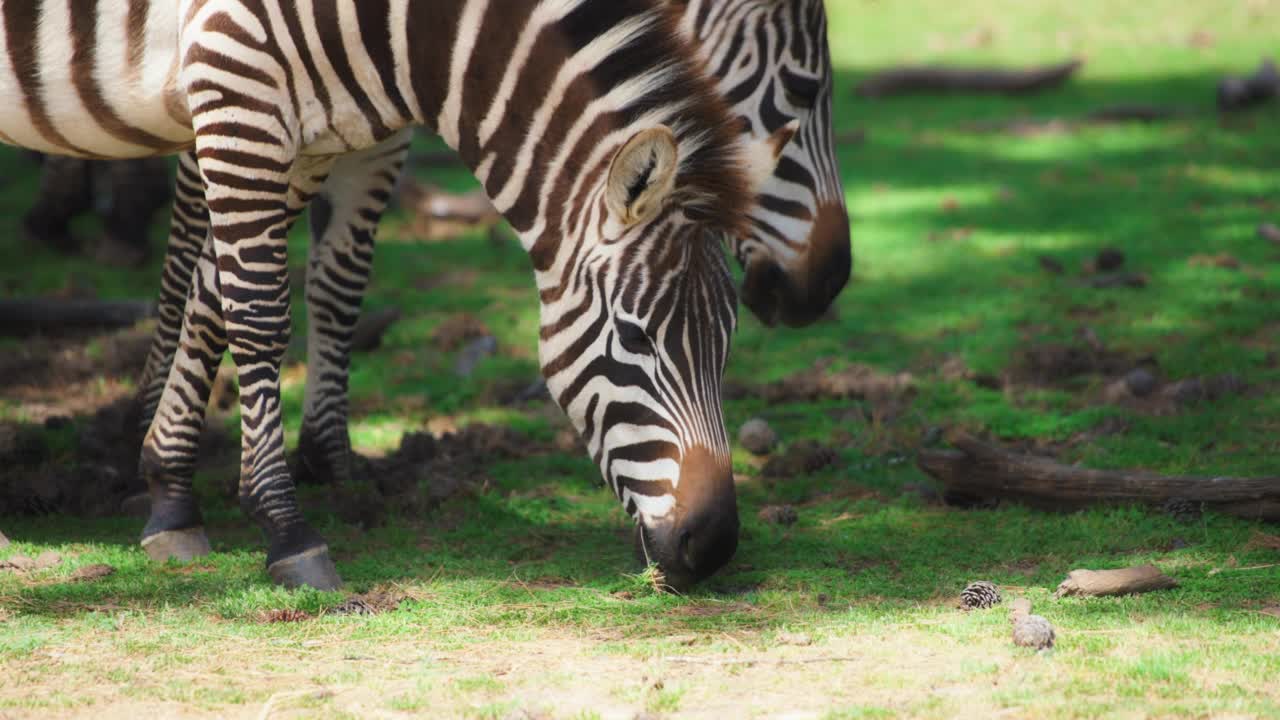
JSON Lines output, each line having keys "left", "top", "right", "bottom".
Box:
{"left": 2, "top": 0, "right": 1280, "bottom": 717}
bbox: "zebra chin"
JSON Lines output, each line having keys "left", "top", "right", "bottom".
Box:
{"left": 740, "top": 202, "right": 852, "bottom": 328}
{"left": 629, "top": 445, "right": 739, "bottom": 592}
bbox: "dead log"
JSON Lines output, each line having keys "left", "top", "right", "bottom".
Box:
{"left": 398, "top": 178, "right": 501, "bottom": 241}
{"left": 1054, "top": 565, "right": 1178, "bottom": 598}
{"left": 0, "top": 298, "right": 155, "bottom": 335}
{"left": 856, "top": 59, "right": 1082, "bottom": 98}
{"left": 917, "top": 433, "right": 1280, "bottom": 521}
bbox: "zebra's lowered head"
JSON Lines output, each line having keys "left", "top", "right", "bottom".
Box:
{"left": 685, "top": 0, "right": 852, "bottom": 328}
{"left": 532, "top": 120, "right": 781, "bottom": 590}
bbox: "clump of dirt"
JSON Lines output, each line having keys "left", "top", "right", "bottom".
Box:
{"left": 0, "top": 397, "right": 153, "bottom": 518}
{"left": 328, "top": 588, "right": 407, "bottom": 616}
{"left": 0, "top": 550, "right": 63, "bottom": 572}
{"left": 329, "top": 423, "right": 544, "bottom": 528}
{"left": 757, "top": 504, "right": 798, "bottom": 526}
{"left": 1102, "top": 370, "right": 1251, "bottom": 415}
{"left": 0, "top": 324, "right": 152, "bottom": 420}
{"left": 430, "top": 314, "right": 491, "bottom": 351}
{"left": 69, "top": 563, "right": 116, "bottom": 582}
{"left": 256, "top": 608, "right": 313, "bottom": 624}
{"left": 727, "top": 360, "right": 914, "bottom": 404}
{"left": 761, "top": 441, "right": 838, "bottom": 479}
{"left": 1015, "top": 335, "right": 1140, "bottom": 386}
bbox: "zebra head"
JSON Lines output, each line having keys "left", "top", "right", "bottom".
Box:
{"left": 692, "top": 0, "right": 852, "bottom": 327}
{"left": 533, "top": 123, "right": 774, "bottom": 590}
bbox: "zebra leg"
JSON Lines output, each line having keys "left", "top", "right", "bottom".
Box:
{"left": 203, "top": 146, "right": 340, "bottom": 589}
{"left": 295, "top": 135, "right": 410, "bottom": 488}
{"left": 138, "top": 231, "right": 226, "bottom": 562}
{"left": 134, "top": 152, "right": 210, "bottom": 446}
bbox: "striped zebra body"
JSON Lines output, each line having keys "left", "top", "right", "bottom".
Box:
{"left": 0, "top": 0, "right": 757, "bottom": 590}
{"left": 131, "top": 0, "right": 848, "bottom": 530}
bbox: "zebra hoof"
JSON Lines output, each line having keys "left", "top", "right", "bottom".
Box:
{"left": 141, "top": 527, "right": 211, "bottom": 562}
{"left": 267, "top": 546, "right": 342, "bottom": 590}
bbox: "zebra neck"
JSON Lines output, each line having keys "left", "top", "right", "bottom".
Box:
{"left": 402, "top": 0, "right": 663, "bottom": 264}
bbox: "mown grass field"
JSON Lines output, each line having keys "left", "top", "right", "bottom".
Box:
{"left": 2, "top": 1, "right": 1280, "bottom": 717}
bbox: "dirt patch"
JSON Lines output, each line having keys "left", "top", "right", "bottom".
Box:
{"left": 726, "top": 359, "right": 914, "bottom": 406}
{"left": 69, "top": 563, "right": 116, "bottom": 582}
{"left": 0, "top": 397, "right": 145, "bottom": 517}
{"left": 430, "top": 313, "right": 491, "bottom": 351}
{"left": 761, "top": 441, "right": 839, "bottom": 479}
{"left": 1015, "top": 339, "right": 1139, "bottom": 385}
{"left": 256, "top": 608, "right": 314, "bottom": 624}
{"left": 328, "top": 588, "right": 408, "bottom": 616}
{"left": 327, "top": 423, "right": 548, "bottom": 528}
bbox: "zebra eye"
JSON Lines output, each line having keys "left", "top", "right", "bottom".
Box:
{"left": 616, "top": 320, "right": 652, "bottom": 355}
{"left": 781, "top": 67, "right": 820, "bottom": 110}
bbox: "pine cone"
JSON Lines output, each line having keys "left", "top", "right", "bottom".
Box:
{"left": 960, "top": 580, "right": 1002, "bottom": 610}
{"left": 1162, "top": 497, "right": 1202, "bottom": 523}
{"left": 1012, "top": 614, "right": 1056, "bottom": 650}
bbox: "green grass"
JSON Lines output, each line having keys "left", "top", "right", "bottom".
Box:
{"left": 2, "top": 0, "right": 1280, "bottom": 717}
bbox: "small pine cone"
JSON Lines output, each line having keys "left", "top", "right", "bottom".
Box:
{"left": 960, "top": 581, "right": 1002, "bottom": 610}
{"left": 1012, "top": 614, "right": 1056, "bottom": 650}
{"left": 1162, "top": 497, "right": 1202, "bottom": 523}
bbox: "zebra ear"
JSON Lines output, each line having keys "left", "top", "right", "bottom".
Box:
{"left": 606, "top": 125, "right": 680, "bottom": 227}
{"left": 741, "top": 119, "right": 799, "bottom": 192}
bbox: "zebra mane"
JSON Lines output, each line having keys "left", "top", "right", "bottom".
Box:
{"left": 626, "top": 1, "right": 754, "bottom": 241}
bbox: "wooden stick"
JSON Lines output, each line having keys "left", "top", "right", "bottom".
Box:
{"left": 0, "top": 298, "right": 155, "bottom": 335}
{"left": 916, "top": 433, "right": 1280, "bottom": 521}
{"left": 856, "top": 59, "right": 1082, "bottom": 98}
{"left": 1054, "top": 565, "right": 1178, "bottom": 598}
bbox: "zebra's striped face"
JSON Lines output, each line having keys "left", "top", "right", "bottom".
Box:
{"left": 537, "top": 129, "right": 742, "bottom": 589}
{"left": 542, "top": 225, "right": 740, "bottom": 590}
{"left": 698, "top": 0, "right": 852, "bottom": 327}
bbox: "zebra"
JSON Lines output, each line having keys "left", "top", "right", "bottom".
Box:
{"left": 129, "top": 0, "right": 850, "bottom": 523}
{"left": 680, "top": 0, "right": 851, "bottom": 328}
{"left": 0, "top": 0, "right": 776, "bottom": 590}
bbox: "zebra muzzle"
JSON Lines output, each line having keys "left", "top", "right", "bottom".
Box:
{"left": 632, "top": 446, "right": 739, "bottom": 591}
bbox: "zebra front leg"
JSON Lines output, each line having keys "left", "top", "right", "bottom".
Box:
{"left": 138, "top": 232, "right": 226, "bottom": 562}
{"left": 296, "top": 135, "right": 410, "bottom": 488}
{"left": 204, "top": 148, "right": 340, "bottom": 589}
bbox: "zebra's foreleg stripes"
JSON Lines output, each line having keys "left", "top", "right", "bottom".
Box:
{"left": 295, "top": 137, "right": 409, "bottom": 489}
{"left": 139, "top": 232, "right": 226, "bottom": 562}
{"left": 200, "top": 137, "right": 341, "bottom": 589}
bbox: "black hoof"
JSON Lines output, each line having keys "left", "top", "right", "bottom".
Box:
{"left": 267, "top": 546, "right": 342, "bottom": 590}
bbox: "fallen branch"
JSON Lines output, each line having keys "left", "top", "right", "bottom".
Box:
{"left": 1208, "top": 563, "right": 1280, "bottom": 576}
{"left": 856, "top": 59, "right": 1082, "bottom": 98}
{"left": 0, "top": 298, "right": 155, "bottom": 335}
{"left": 917, "top": 433, "right": 1280, "bottom": 521}
{"left": 1054, "top": 565, "right": 1178, "bottom": 598}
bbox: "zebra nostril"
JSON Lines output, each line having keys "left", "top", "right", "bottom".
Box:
{"left": 678, "top": 528, "right": 695, "bottom": 570}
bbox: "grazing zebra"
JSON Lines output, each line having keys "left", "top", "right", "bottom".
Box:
{"left": 130, "top": 0, "right": 850, "bottom": 524}
{"left": 680, "top": 0, "right": 851, "bottom": 328}
{"left": 0, "top": 0, "right": 769, "bottom": 590}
